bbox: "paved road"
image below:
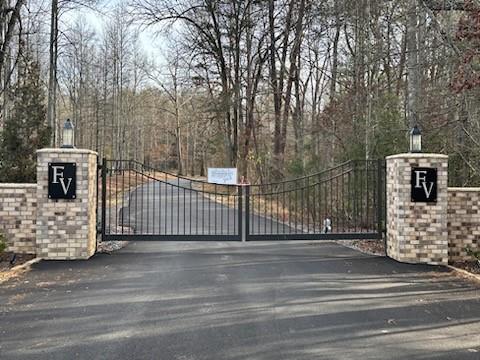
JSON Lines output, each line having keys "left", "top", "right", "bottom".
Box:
{"left": 1, "top": 241, "right": 479, "bottom": 359}
{"left": 114, "top": 180, "right": 296, "bottom": 236}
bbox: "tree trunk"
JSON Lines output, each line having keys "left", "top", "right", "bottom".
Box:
{"left": 47, "top": 0, "right": 58, "bottom": 146}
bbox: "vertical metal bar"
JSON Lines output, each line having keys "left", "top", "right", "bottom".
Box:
{"left": 135, "top": 163, "right": 138, "bottom": 233}
{"left": 238, "top": 186, "right": 243, "bottom": 240}
{"left": 115, "top": 162, "right": 118, "bottom": 233}
{"left": 312, "top": 178, "right": 316, "bottom": 233}
{"left": 326, "top": 176, "right": 329, "bottom": 233}
{"left": 359, "top": 162, "right": 363, "bottom": 231}
{"left": 140, "top": 168, "right": 144, "bottom": 234}
{"left": 195, "top": 189, "right": 199, "bottom": 235}
{"left": 330, "top": 172, "right": 333, "bottom": 233}
{"left": 101, "top": 158, "right": 107, "bottom": 238}
{"left": 177, "top": 177, "right": 180, "bottom": 235}
{"left": 318, "top": 175, "right": 322, "bottom": 234}
{"left": 306, "top": 177, "right": 309, "bottom": 233}
{"left": 170, "top": 178, "right": 174, "bottom": 234}
{"left": 347, "top": 168, "right": 351, "bottom": 233}
{"left": 109, "top": 161, "right": 112, "bottom": 234}
{"left": 215, "top": 184, "right": 217, "bottom": 235}
{"left": 208, "top": 183, "right": 211, "bottom": 235}
{"left": 276, "top": 187, "right": 279, "bottom": 235}
{"left": 189, "top": 182, "right": 192, "bottom": 235}
{"left": 128, "top": 161, "right": 132, "bottom": 233}
{"left": 243, "top": 186, "right": 248, "bottom": 241}
{"left": 342, "top": 167, "right": 345, "bottom": 232}
{"left": 159, "top": 176, "right": 162, "bottom": 235}
{"left": 202, "top": 183, "right": 205, "bottom": 234}
{"left": 335, "top": 173, "right": 339, "bottom": 233}
{"left": 365, "top": 160, "right": 372, "bottom": 232}
{"left": 121, "top": 162, "right": 125, "bottom": 234}
{"left": 221, "top": 189, "right": 224, "bottom": 235}
{"left": 295, "top": 181, "right": 298, "bottom": 233}
{"left": 165, "top": 173, "right": 168, "bottom": 235}
{"left": 183, "top": 187, "right": 186, "bottom": 235}
{"left": 146, "top": 173, "right": 149, "bottom": 234}
{"left": 283, "top": 183, "right": 286, "bottom": 234}
{"left": 153, "top": 177, "right": 156, "bottom": 234}
{"left": 264, "top": 188, "right": 267, "bottom": 235}
{"left": 256, "top": 191, "right": 259, "bottom": 235}
{"left": 252, "top": 188, "right": 256, "bottom": 235}
{"left": 270, "top": 187, "right": 273, "bottom": 235}
{"left": 288, "top": 183, "right": 292, "bottom": 234}
{"left": 301, "top": 183, "right": 304, "bottom": 234}
{"left": 233, "top": 191, "right": 236, "bottom": 236}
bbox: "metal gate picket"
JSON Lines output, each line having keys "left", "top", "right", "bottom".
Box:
{"left": 244, "top": 160, "right": 384, "bottom": 241}
{"left": 100, "top": 159, "right": 385, "bottom": 242}
{"left": 101, "top": 159, "right": 242, "bottom": 241}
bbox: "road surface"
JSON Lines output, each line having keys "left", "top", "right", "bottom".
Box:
{"left": 0, "top": 241, "right": 479, "bottom": 359}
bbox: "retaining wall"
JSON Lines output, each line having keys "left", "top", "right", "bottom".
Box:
{"left": 0, "top": 184, "right": 37, "bottom": 254}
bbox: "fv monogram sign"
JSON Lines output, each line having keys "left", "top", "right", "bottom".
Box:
{"left": 48, "top": 163, "right": 76, "bottom": 199}
{"left": 411, "top": 167, "right": 437, "bottom": 203}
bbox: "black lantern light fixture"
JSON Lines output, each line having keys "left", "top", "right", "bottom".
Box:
{"left": 61, "top": 119, "right": 75, "bottom": 149}
{"left": 409, "top": 125, "right": 422, "bottom": 153}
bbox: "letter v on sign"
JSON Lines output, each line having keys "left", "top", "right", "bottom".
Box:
{"left": 59, "top": 177, "right": 73, "bottom": 195}
{"left": 422, "top": 181, "right": 434, "bottom": 199}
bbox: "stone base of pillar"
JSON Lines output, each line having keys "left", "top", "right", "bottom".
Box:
{"left": 36, "top": 149, "right": 98, "bottom": 260}
{"left": 386, "top": 153, "right": 448, "bottom": 265}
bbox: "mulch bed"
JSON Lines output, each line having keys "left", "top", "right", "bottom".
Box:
{"left": 451, "top": 260, "right": 480, "bottom": 275}
{"left": 97, "top": 241, "right": 129, "bottom": 254}
{"left": 337, "top": 239, "right": 386, "bottom": 256}
{"left": 0, "top": 252, "right": 35, "bottom": 271}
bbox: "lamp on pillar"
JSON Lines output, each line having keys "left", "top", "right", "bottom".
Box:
{"left": 61, "top": 119, "right": 75, "bottom": 149}
{"left": 409, "top": 125, "right": 422, "bottom": 153}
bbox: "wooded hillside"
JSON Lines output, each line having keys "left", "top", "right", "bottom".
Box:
{"left": 1, "top": 0, "right": 479, "bottom": 185}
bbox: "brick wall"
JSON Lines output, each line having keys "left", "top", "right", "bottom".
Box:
{"left": 0, "top": 184, "right": 37, "bottom": 254}
{"left": 386, "top": 154, "right": 449, "bottom": 265}
{"left": 447, "top": 188, "right": 480, "bottom": 263}
{"left": 36, "top": 149, "right": 98, "bottom": 260}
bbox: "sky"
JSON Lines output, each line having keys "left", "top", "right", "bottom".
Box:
{"left": 63, "top": 1, "right": 169, "bottom": 68}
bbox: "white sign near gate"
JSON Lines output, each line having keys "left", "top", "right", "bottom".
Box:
{"left": 208, "top": 168, "right": 238, "bottom": 185}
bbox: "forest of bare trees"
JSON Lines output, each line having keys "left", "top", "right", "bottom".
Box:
{"left": 1, "top": 0, "right": 480, "bottom": 185}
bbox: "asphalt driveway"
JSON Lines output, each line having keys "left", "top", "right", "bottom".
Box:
{"left": 0, "top": 241, "right": 479, "bottom": 359}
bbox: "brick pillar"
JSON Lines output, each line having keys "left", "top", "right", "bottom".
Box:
{"left": 36, "top": 149, "right": 98, "bottom": 260}
{"left": 386, "top": 154, "right": 448, "bottom": 265}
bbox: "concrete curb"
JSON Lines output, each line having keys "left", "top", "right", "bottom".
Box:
{"left": 10, "top": 257, "right": 42, "bottom": 272}
{"left": 447, "top": 265, "right": 480, "bottom": 283}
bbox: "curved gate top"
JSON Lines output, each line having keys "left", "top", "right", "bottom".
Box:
{"left": 100, "top": 159, "right": 385, "bottom": 241}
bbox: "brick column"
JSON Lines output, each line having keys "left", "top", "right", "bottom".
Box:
{"left": 36, "top": 149, "right": 98, "bottom": 260}
{"left": 386, "top": 154, "right": 448, "bottom": 265}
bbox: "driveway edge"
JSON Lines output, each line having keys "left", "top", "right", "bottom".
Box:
{"left": 447, "top": 264, "right": 480, "bottom": 283}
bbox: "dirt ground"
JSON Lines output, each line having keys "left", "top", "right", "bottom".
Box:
{"left": 0, "top": 252, "right": 35, "bottom": 271}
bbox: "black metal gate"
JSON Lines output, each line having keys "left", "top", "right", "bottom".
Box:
{"left": 100, "top": 159, "right": 243, "bottom": 241}
{"left": 99, "top": 159, "right": 384, "bottom": 241}
{"left": 245, "top": 160, "right": 384, "bottom": 241}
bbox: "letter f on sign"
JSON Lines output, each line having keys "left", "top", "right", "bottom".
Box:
{"left": 52, "top": 166, "right": 64, "bottom": 184}
{"left": 415, "top": 170, "right": 427, "bottom": 188}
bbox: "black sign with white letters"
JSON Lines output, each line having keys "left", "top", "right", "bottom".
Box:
{"left": 48, "top": 162, "right": 76, "bottom": 199}
{"left": 411, "top": 167, "right": 437, "bottom": 203}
